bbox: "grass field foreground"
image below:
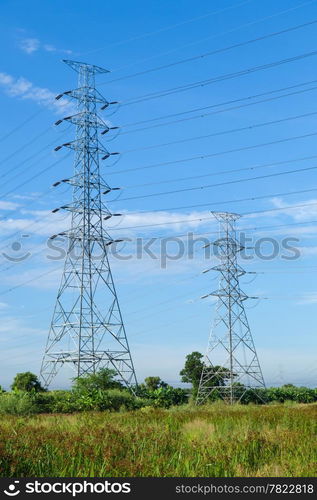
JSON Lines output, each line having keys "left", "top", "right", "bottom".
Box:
{"left": 0, "top": 403, "right": 316, "bottom": 477}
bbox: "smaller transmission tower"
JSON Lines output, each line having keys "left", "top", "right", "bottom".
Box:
{"left": 196, "top": 211, "right": 265, "bottom": 405}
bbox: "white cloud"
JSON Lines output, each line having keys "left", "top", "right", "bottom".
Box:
{"left": 296, "top": 293, "right": 317, "bottom": 305}
{"left": 12, "top": 193, "right": 42, "bottom": 201}
{"left": 0, "top": 212, "right": 70, "bottom": 237}
{"left": 0, "top": 209, "right": 216, "bottom": 239}
{"left": 110, "top": 210, "right": 217, "bottom": 236}
{"left": 19, "top": 37, "right": 40, "bottom": 54}
{"left": 0, "top": 71, "right": 74, "bottom": 113}
{"left": 0, "top": 200, "right": 20, "bottom": 211}
{"left": 18, "top": 37, "right": 73, "bottom": 56}
{"left": 269, "top": 197, "right": 317, "bottom": 221}
{"left": 43, "top": 44, "right": 56, "bottom": 53}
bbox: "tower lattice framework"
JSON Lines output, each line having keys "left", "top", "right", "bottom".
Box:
{"left": 40, "top": 60, "right": 137, "bottom": 388}
{"left": 197, "top": 211, "right": 265, "bottom": 404}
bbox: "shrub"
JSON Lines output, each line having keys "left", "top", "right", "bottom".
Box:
{"left": 72, "top": 369, "right": 123, "bottom": 394}
{"left": 93, "top": 389, "right": 148, "bottom": 411}
{"left": 135, "top": 385, "right": 189, "bottom": 408}
{"left": 265, "top": 387, "right": 316, "bottom": 404}
{"left": 11, "top": 372, "right": 44, "bottom": 392}
{"left": 0, "top": 392, "right": 38, "bottom": 416}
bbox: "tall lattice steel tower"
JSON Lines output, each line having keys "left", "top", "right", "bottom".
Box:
{"left": 40, "top": 60, "right": 137, "bottom": 389}
{"left": 196, "top": 211, "right": 265, "bottom": 404}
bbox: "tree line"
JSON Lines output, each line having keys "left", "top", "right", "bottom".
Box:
{"left": 0, "top": 351, "right": 316, "bottom": 415}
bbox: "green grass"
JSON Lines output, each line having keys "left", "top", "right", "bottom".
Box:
{"left": 0, "top": 403, "right": 316, "bottom": 477}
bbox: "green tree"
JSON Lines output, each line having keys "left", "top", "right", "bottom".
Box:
{"left": 72, "top": 368, "right": 123, "bottom": 394}
{"left": 11, "top": 372, "right": 44, "bottom": 392}
{"left": 180, "top": 352, "right": 204, "bottom": 390}
{"left": 144, "top": 376, "right": 168, "bottom": 391}
{"left": 180, "top": 352, "right": 233, "bottom": 393}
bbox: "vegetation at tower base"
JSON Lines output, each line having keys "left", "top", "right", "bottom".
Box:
{"left": 11, "top": 371, "right": 45, "bottom": 393}
{"left": 0, "top": 354, "right": 316, "bottom": 416}
{"left": 180, "top": 351, "right": 232, "bottom": 397}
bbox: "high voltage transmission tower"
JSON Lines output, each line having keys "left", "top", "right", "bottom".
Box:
{"left": 40, "top": 60, "right": 137, "bottom": 389}
{"left": 196, "top": 211, "right": 265, "bottom": 405}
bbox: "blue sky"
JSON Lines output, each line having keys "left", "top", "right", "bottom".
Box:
{"left": 0, "top": 0, "right": 317, "bottom": 389}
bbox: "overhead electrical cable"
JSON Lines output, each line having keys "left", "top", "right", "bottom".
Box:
{"left": 138, "top": 219, "right": 317, "bottom": 242}
{"left": 115, "top": 187, "right": 317, "bottom": 214}
{"left": 0, "top": 153, "right": 71, "bottom": 200}
{"left": 99, "top": 0, "right": 314, "bottom": 75}
{"left": 0, "top": 266, "right": 63, "bottom": 297}
{"left": 120, "top": 83, "right": 317, "bottom": 136}
{"left": 121, "top": 110, "right": 317, "bottom": 154}
{"left": 122, "top": 50, "right": 317, "bottom": 106}
{"left": 120, "top": 79, "right": 317, "bottom": 129}
{"left": 110, "top": 165, "right": 317, "bottom": 202}
{"left": 81, "top": 0, "right": 254, "bottom": 56}
{"left": 108, "top": 202, "right": 317, "bottom": 231}
{"left": 106, "top": 19, "right": 317, "bottom": 84}
{"left": 0, "top": 109, "right": 43, "bottom": 144}
{"left": 122, "top": 154, "right": 317, "bottom": 189}
{"left": 108, "top": 131, "right": 317, "bottom": 175}
{"left": 0, "top": 126, "right": 52, "bottom": 168}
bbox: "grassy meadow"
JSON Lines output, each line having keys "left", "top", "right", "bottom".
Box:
{"left": 0, "top": 402, "right": 316, "bottom": 477}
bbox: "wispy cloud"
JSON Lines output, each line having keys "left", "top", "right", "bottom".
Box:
{"left": 270, "top": 197, "right": 317, "bottom": 221}
{"left": 19, "top": 37, "right": 40, "bottom": 54}
{"left": 0, "top": 71, "right": 74, "bottom": 113}
{"left": 18, "top": 36, "right": 72, "bottom": 56}
{"left": 0, "top": 200, "right": 20, "bottom": 211}
{"left": 296, "top": 292, "right": 317, "bottom": 305}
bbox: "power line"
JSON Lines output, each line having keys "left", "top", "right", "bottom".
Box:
{"left": 0, "top": 137, "right": 63, "bottom": 184}
{"left": 0, "top": 244, "right": 50, "bottom": 275}
{"left": 1, "top": 153, "right": 71, "bottom": 200}
{"left": 80, "top": 0, "right": 254, "bottom": 56}
{"left": 121, "top": 79, "right": 317, "bottom": 129}
{"left": 0, "top": 156, "right": 71, "bottom": 251}
{"left": 108, "top": 202, "right": 317, "bottom": 231}
{"left": 115, "top": 186, "right": 317, "bottom": 215}
{"left": 0, "top": 126, "right": 52, "bottom": 168}
{"left": 0, "top": 210, "right": 69, "bottom": 252}
{"left": 0, "top": 185, "right": 57, "bottom": 225}
{"left": 244, "top": 202, "right": 317, "bottom": 217}
{"left": 122, "top": 50, "right": 317, "bottom": 106}
{"left": 1, "top": 149, "right": 55, "bottom": 193}
{"left": 108, "top": 131, "right": 317, "bottom": 175}
{"left": 123, "top": 154, "right": 317, "bottom": 190}
{"left": 106, "top": 19, "right": 317, "bottom": 84}
{"left": 138, "top": 219, "right": 317, "bottom": 242}
{"left": 121, "top": 110, "right": 317, "bottom": 154}
{"left": 119, "top": 82, "right": 317, "bottom": 136}
{"left": 111, "top": 164, "right": 317, "bottom": 203}
{"left": 0, "top": 109, "right": 43, "bottom": 144}
{"left": 99, "top": 0, "right": 314, "bottom": 76}
{"left": 0, "top": 266, "right": 62, "bottom": 297}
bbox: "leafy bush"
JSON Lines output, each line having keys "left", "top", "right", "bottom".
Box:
{"left": 92, "top": 389, "right": 148, "bottom": 411}
{"left": 35, "top": 389, "right": 148, "bottom": 413}
{"left": 135, "top": 385, "right": 188, "bottom": 408}
{"left": 11, "top": 372, "right": 45, "bottom": 392}
{"left": 72, "top": 368, "right": 123, "bottom": 394}
{"left": 265, "top": 386, "right": 316, "bottom": 404}
{"left": 0, "top": 392, "right": 38, "bottom": 416}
